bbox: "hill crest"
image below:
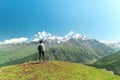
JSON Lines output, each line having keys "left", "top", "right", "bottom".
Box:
{"left": 0, "top": 61, "right": 120, "bottom": 80}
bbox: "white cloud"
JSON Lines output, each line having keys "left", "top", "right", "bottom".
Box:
{"left": 100, "top": 40, "right": 120, "bottom": 48}
{"left": 100, "top": 40, "right": 120, "bottom": 45}
{"left": 33, "top": 31, "right": 52, "bottom": 41}
{"left": 73, "top": 33, "right": 89, "bottom": 40}
{"left": 37, "top": 31, "right": 52, "bottom": 39}
{"left": 32, "top": 38, "right": 39, "bottom": 42}
{"left": 34, "top": 34, "right": 38, "bottom": 37}
{"left": 0, "top": 37, "right": 28, "bottom": 44}
{"left": 33, "top": 31, "right": 77, "bottom": 42}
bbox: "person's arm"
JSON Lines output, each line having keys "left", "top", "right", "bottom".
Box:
{"left": 42, "top": 44, "right": 45, "bottom": 51}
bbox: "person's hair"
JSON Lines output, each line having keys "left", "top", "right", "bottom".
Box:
{"left": 39, "top": 40, "right": 43, "bottom": 43}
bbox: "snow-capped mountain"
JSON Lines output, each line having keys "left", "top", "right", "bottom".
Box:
{"left": 73, "top": 33, "right": 90, "bottom": 40}
{"left": 32, "top": 31, "right": 90, "bottom": 44}
{"left": 0, "top": 31, "right": 90, "bottom": 45}
{"left": 100, "top": 40, "right": 120, "bottom": 51}
{"left": 0, "top": 31, "right": 115, "bottom": 65}
{"left": 0, "top": 31, "right": 119, "bottom": 52}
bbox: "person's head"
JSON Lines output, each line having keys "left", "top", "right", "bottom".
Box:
{"left": 39, "top": 40, "right": 43, "bottom": 44}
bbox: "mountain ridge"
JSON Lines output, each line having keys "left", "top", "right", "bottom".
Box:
{"left": 0, "top": 37, "right": 115, "bottom": 67}
{"left": 100, "top": 40, "right": 120, "bottom": 51}
{"left": 0, "top": 31, "right": 115, "bottom": 67}
{"left": 93, "top": 51, "right": 120, "bottom": 75}
{"left": 0, "top": 31, "right": 90, "bottom": 45}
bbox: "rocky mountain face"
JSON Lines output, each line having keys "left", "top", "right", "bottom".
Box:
{"left": 0, "top": 33, "right": 115, "bottom": 67}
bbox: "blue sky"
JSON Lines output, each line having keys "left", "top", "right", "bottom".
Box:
{"left": 0, "top": 0, "right": 120, "bottom": 41}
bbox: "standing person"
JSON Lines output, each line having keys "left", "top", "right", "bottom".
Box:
{"left": 38, "top": 40, "right": 45, "bottom": 62}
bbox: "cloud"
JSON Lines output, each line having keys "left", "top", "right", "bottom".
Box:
{"left": 0, "top": 37, "right": 28, "bottom": 44}
{"left": 100, "top": 40, "right": 120, "bottom": 48}
{"left": 33, "top": 31, "right": 52, "bottom": 41}
{"left": 100, "top": 40, "right": 120, "bottom": 45}
{"left": 32, "top": 31, "right": 76, "bottom": 42}
{"left": 32, "top": 31, "right": 90, "bottom": 43}
{"left": 34, "top": 34, "right": 38, "bottom": 37}
{"left": 64, "top": 31, "right": 74, "bottom": 38}
{"left": 32, "top": 38, "right": 39, "bottom": 42}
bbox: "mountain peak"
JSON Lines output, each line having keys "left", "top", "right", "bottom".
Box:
{"left": 33, "top": 31, "right": 90, "bottom": 43}
{"left": 73, "top": 33, "right": 89, "bottom": 40}
{"left": 0, "top": 31, "right": 90, "bottom": 45}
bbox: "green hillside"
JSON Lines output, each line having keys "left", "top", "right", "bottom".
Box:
{"left": 0, "top": 43, "right": 37, "bottom": 67}
{"left": 93, "top": 51, "right": 120, "bottom": 75}
{"left": 0, "top": 61, "right": 120, "bottom": 80}
{"left": 0, "top": 39, "right": 114, "bottom": 67}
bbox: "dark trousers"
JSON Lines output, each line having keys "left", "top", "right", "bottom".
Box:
{"left": 38, "top": 51, "right": 45, "bottom": 61}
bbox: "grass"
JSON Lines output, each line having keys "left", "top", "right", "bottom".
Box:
{"left": 0, "top": 44, "right": 37, "bottom": 65}
{"left": 0, "top": 40, "right": 115, "bottom": 67}
{"left": 0, "top": 61, "right": 120, "bottom": 80}
{"left": 93, "top": 51, "right": 120, "bottom": 75}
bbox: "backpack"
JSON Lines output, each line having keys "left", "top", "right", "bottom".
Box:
{"left": 38, "top": 45, "right": 43, "bottom": 51}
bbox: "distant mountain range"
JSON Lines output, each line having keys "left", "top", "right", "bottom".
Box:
{"left": 0, "top": 31, "right": 93, "bottom": 45}
{"left": 0, "top": 32, "right": 115, "bottom": 67}
{"left": 1, "top": 31, "right": 120, "bottom": 52}
{"left": 100, "top": 40, "right": 120, "bottom": 51}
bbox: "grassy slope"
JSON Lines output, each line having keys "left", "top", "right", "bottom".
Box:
{"left": 0, "top": 39, "right": 114, "bottom": 67}
{"left": 46, "top": 40, "right": 114, "bottom": 64}
{"left": 0, "top": 44, "right": 37, "bottom": 65}
{"left": 0, "top": 61, "right": 120, "bottom": 80}
{"left": 93, "top": 51, "right": 120, "bottom": 75}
